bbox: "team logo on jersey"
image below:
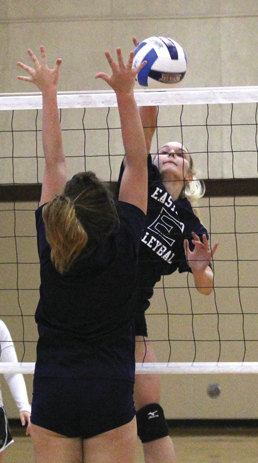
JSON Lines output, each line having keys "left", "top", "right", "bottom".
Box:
{"left": 148, "top": 207, "right": 184, "bottom": 246}
{"left": 142, "top": 206, "right": 185, "bottom": 264}
{"left": 151, "top": 187, "right": 178, "bottom": 213}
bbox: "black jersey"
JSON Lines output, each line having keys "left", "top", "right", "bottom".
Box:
{"left": 34, "top": 201, "right": 145, "bottom": 381}
{"left": 118, "top": 155, "right": 208, "bottom": 313}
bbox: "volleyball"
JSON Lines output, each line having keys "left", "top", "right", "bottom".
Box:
{"left": 133, "top": 36, "right": 187, "bottom": 88}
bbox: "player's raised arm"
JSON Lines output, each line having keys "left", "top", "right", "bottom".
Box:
{"left": 132, "top": 37, "right": 158, "bottom": 155}
{"left": 17, "top": 46, "right": 65, "bottom": 206}
{"left": 139, "top": 106, "right": 158, "bottom": 154}
{"left": 96, "top": 48, "right": 148, "bottom": 214}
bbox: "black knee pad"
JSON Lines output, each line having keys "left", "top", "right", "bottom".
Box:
{"left": 136, "top": 403, "right": 169, "bottom": 443}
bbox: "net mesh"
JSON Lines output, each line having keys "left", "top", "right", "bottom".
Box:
{"left": 0, "top": 87, "right": 258, "bottom": 374}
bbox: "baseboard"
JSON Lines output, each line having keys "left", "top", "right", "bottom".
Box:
{"left": 166, "top": 419, "right": 258, "bottom": 436}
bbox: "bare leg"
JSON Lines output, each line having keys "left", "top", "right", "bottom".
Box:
{"left": 134, "top": 336, "right": 176, "bottom": 463}
{"left": 30, "top": 423, "right": 83, "bottom": 463}
{"left": 83, "top": 417, "right": 137, "bottom": 463}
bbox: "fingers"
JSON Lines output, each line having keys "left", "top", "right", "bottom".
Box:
{"left": 102, "top": 50, "right": 119, "bottom": 74}
{"left": 191, "top": 233, "right": 208, "bottom": 249}
{"left": 17, "top": 62, "right": 33, "bottom": 73}
{"left": 27, "top": 48, "right": 43, "bottom": 72}
{"left": 98, "top": 48, "right": 130, "bottom": 75}
{"left": 37, "top": 45, "right": 62, "bottom": 70}
{"left": 17, "top": 45, "right": 62, "bottom": 85}
{"left": 97, "top": 46, "right": 144, "bottom": 91}
{"left": 56, "top": 58, "right": 62, "bottom": 68}
{"left": 116, "top": 48, "right": 124, "bottom": 66}
{"left": 126, "top": 50, "right": 146, "bottom": 74}
{"left": 104, "top": 50, "right": 113, "bottom": 65}
{"left": 107, "top": 48, "right": 125, "bottom": 71}
{"left": 27, "top": 48, "right": 38, "bottom": 63}
{"left": 39, "top": 45, "right": 46, "bottom": 59}
{"left": 125, "top": 50, "right": 133, "bottom": 68}
{"left": 17, "top": 47, "right": 41, "bottom": 81}
{"left": 104, "top": 48, "right": 132, "bottom": 70}
{"left": 137, "top": 59, "right": 147, "bottom": 72}
{"left": 211, "top": 242, "right": 219, "bottom": 257}
{"left": 17, "top": 61, "right": 35, "bottom": 81}
{"left": 133, "top": 37, "right": 139, "bottom": 47}
{"left": 191, "top": 232, "right": 219, "bottom": 258}
{"left": 17, "top": 61, "right": 28, "bottom": 70}
{"left": 95, "top": 71, "right": 109, "bottom": 82}
{"left": 95, "top": 51, "right": 113, "bottom": 81}
{"left": 192, "top": 232, "right": 201, "bottom": 242}
{"left": 184, "top": 238, "right": 189, "bottom": 256}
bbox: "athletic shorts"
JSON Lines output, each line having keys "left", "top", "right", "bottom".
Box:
{"left": 31, "top": 376, "right": 135, "bottom": 438}
{"left": 0, "top": 407, "right": 13, "bottom": 452}
{"left": 134, "top": 312, "right": 148, "bottom": 337}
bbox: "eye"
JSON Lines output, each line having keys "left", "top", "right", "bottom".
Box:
{"left": 175, "top": 151, "right": 186, "bottom": 158}
{"left": 158, "top": 150, "right": 169, "bottom": 155}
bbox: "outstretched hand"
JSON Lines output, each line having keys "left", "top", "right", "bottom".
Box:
{"left": 17, "top": 46, "right": 62, "bottom": 93}
{"left": 184, "top": 233, "right": 218, "bottom": 274}
{"left": 95, "top": 48, "right": 146, "bottom": 94}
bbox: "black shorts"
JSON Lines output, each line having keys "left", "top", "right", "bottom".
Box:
{"left": 0, "top": 407, "right": 13, "bottom": 452}
{"left": 31, "top": 376, "right": 135, "bottom": 438}
{"left": 134, "top": 312, "right": 148, "bottom": 337}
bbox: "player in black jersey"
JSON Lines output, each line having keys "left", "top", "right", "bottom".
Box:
{"left": 118, "top": 95, "right": 218, "bottom": 463}
{"left": 17, "top": 46, "right": 147, "bottom": 463}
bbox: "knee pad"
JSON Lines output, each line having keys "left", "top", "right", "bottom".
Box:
{"left": 136, "top": 403, "right": 169, "bottom": 443}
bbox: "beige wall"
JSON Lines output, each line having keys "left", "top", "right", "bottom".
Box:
{"left": 1, "top": 1, "right": 258, "bottom": 94}
{"left": 0, "top": 1, "right": 258, "bottom": 419}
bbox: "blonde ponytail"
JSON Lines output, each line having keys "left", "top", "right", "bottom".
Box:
{"left": 183, "top": 176, "right": 205, "bottom": 219}
{"left": 43, "top": 196, "right": 88, "bottom": 274}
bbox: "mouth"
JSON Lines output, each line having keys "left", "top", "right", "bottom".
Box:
{"left": 164, "top": 160, "right": 177, "bottom": 166}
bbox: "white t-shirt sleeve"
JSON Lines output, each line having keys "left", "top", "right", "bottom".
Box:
{"left": 0, "top": 320, "right": 31, "bottom": 413}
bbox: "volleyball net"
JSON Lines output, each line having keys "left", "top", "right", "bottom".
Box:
{"left": 0, "top": 86, "right": 258, "bottom": 374}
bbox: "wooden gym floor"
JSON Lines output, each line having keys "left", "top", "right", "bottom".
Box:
{"left": 4, "top": 420, "right": 258, "bottom": 463}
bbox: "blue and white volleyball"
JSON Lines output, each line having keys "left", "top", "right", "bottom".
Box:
{"left": 133, "top": 36, "right": 187, "bottom": 88}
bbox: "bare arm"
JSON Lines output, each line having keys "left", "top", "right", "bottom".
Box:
{"left": 132, "top": 38, "right": 158, "bottom": 154}
{"left": 139, "top": 105, "right": 158, "bottom": 154}
{"left": 192, "top": 265, "right": 214, "bottom": 296}
{"left": 96, "top": 49, "right": 148, "bottom": 214}
{"left": 184, "top": 233, "right": 219, "bottom": 295}
{"left": 17, "top": 47, "right": 65, "bottom": 206}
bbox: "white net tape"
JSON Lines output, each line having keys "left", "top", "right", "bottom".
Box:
{"left": 1, "top": 86, "right": 258, "bottom": 110}
{"left": 1, "top": 362, "right": 258, "bottom": 375}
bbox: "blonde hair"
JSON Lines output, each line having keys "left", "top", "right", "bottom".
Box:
{"left": 182, "top": 154, "right": 205, "bottom": 218}
{"left": 43, "top": 172, "right": 119, "bottom": 275}
{"left": 43, "top": 196, "right": 88, "bottom": 275}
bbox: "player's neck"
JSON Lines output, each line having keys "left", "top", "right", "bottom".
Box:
{"left": 162, "top": 178, "right": 183, "bottom": 201}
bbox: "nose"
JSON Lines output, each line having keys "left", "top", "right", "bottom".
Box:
{"left": 168, "top": 151, "right": 175, "bottom": 158}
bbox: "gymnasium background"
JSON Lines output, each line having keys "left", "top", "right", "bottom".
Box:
{"left": 0, "top": 1, "right": 258, "bottom": 420}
